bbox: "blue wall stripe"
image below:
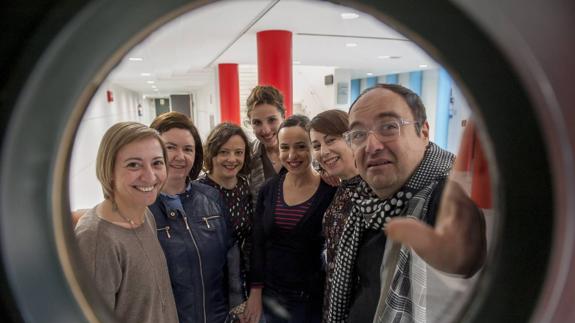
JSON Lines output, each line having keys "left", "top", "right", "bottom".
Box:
{"left": 409, "top": 71, "right": 423, "bottom": 96}
{"left": 385, "top": 74, "right": 399, "bottom": 84}
{"left": 366, "top": 76, "right": 377, "bottom": 88}
{"left": 350, "top": 79, "right": 361, "bottom": 103}
{"left": 435, "top": 68, "right": 451, "bottom": 149}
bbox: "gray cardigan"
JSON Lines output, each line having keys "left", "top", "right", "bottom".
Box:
{"left": 248, "top": 139, "right": 267, "bottom": 207}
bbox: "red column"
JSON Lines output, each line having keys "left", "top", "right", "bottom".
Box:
{"left": 218, "top": 63, "right": 240, "bottom": 124}
{"left": 456, "top": 121, "right": 492, "bottom": 209}
{"left": 471, "top": 135, "right": 492, "bottom": 209}
{"left": 455, "top": 121, "right": 475, "bottom": 172}
{"left": 257, "top": 30, "right": 293, "bottom": 116}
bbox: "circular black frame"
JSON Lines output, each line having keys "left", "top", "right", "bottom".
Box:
{"left": 0, "top": 0, "right": 555, "bottom": 322}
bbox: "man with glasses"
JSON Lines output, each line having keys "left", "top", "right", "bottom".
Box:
{"left": 328, "top": 84, "right": 486, "bottom": 323}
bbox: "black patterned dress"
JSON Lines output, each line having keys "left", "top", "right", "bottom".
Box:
{"left": 322, "top": 175, "right": 362, "bottom": 322}
{"left": 198, "top": 175, "right": 254, "bottom": 297}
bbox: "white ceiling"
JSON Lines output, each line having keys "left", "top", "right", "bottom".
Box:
{"left": 108, "top": 0, "right": 439, "bottom": 97}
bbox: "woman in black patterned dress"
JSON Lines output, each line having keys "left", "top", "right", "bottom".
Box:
{"left": 308, "top": 110, "right": 360, "bottom": 322}
{"left": 198, "top": 123, "right": 253, "bottom": 303}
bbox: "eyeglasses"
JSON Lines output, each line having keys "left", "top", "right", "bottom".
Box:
{"left": 342, "top": 119, "right": 419, "bottom": 150}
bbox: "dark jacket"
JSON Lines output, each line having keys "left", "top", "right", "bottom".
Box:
{"left": 149, "top": 181, "right": 242, "bottom": 323}
{"left": 250, "top": 173, "right": 337, "bottom": 294}
{"left": 348, "top": 178, "right": 448, "bottom": 323}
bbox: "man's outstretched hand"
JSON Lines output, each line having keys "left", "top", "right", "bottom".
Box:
{"left": 384, "top": 180, "right": 486, "bottom": 277}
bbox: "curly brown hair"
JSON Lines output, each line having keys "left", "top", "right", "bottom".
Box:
{"left": 246, "top": 85, "right": 286, "bottom": 119}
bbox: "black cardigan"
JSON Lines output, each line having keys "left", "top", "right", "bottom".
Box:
{"left": 249, "top": 173, "right": 337, "bottom": 293}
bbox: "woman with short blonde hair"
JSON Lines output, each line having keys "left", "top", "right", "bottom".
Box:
{"left": 75, "top": 121, "right": 178, "bottom": 323}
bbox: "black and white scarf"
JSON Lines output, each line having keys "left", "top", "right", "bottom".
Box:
{"left": 327, "top": 142, "right": 454, "bottom": 323}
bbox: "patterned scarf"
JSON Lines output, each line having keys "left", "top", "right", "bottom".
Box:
{"left": 327, "top": 143, "right": 454, "bottom": 323}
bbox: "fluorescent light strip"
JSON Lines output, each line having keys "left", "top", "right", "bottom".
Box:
{"left": 341, "top": 13, "right": 359, "bottom": 20}
{"left": 377, "top": 55, "right": 401, "bottom": 59}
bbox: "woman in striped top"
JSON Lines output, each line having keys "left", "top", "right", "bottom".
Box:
{"left": 243, "top": 115, "right": 337, "bottom": 323}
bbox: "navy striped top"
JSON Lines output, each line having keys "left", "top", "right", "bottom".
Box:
{"left": 273, "top": 175, "right": 315, "bottom": 232}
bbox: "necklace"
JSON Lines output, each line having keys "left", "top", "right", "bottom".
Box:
{"left": 113, "top": 203, "right": 167, "bottom": 313}
{"left": 114, "top": 206, "right": 141, "bottom": 226}
{"left": 266, "top": 149, "right": 279, "bottom": 165}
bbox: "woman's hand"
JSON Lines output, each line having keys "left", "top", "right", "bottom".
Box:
{"left": 320, "top": 171, "right": 340, "bottom": 187}
{"left": 242, "top": 287, "right": 263, "bottom": 323}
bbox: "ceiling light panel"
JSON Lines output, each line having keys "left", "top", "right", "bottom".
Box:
{"left": 340, "top": 13, "right": 359, "bottom": 20}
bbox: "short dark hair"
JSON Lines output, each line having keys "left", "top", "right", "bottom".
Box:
{"left": 246, "top": 85, "right": 286, "bottom": 119}
{"left": 150, "top": 112, "right": 203, "bottom": 180}
{"left": 350, "top": 83, "right": 427, "bottom": 135}
{"left": 278, "top": 114, "right": 310, "bottom": 134}
{"left": 203, "top": 122, "right": 251, "bottom": 175}
{"left": 308, "top": 109, "right": 349, "bottom": 137}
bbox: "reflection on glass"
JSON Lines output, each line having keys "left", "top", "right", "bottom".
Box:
{"left": 69, "top": 1, "right": 494, "bottom": 323}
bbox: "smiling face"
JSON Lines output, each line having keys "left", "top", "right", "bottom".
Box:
{"left": 211, "top": 134, "right": 246, "bottom": 181}
{"left": 160, "top": 128, "right": 195, "bottom": 185}
{"left": 349, "top": 88, "right": 429, "bottom": 199}
{"left": 250, "top": 103, "right": 284, "bottom": 148}
{"left": 278, "top": 125, "right": 313, "bottom": 175}
{"left": 113, "top": 137, "right": 166, "bottom": 208}
{"left": 310, "top": 129, "right": 356, "bottom": 180}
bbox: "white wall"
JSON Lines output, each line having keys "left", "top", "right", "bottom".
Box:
{"left": 238, "top": 65, "right": 343, "bottom": 124}
{"left": 398, "top": 72, "right": 410, "bottom": 88}
{"left": 239, "top": 65, "right": 258, "bottom": 128}
{"left": 422, "top": 69, "right": 439, "bottom": 142}
{"left": 191, "top": 76, "right": 218, "bottom": 140}
{"left": 293, "top": 65, "right": 337, "bottom": 117}
{"left": 447, "top": 84, "right": 472, "bottom": 153}
{"left": 333, "top": 68, "right": 352, "bottom": 111}
{"left": 69, "top": 81, "right": 153, "bottom": 209}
